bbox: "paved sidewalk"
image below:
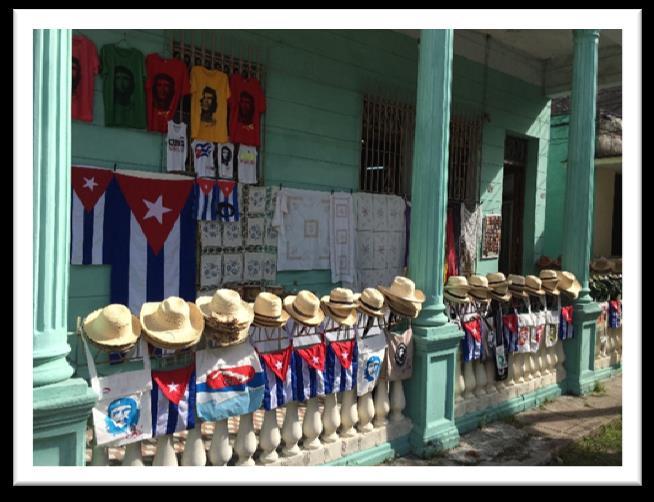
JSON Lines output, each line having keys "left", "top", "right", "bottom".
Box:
{"left": 387, "top": 374, "right": 622, "bottom": 466}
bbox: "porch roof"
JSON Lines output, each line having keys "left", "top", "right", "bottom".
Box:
{"left": 394, "top": 29, "right": 622, "bottom": 98}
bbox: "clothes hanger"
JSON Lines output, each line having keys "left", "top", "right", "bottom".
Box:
{"left": 116, "top": 32, "right": 130, "bottom": 49}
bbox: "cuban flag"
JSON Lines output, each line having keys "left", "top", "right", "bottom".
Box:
{"left": 560, "top": 306, "right": 574, "bottom": 340}
{"left": 216, "top": 180, "right": 239, "bottom": 222}
{"left": 70, "top": 165, "right": 115, "bottom": 265}
{"left": 107, "top": 171, "right": 196, "bottom": 314}
{"left": 609, "top": 300, "right": 622, "bottom": 328}
{"left": 151, "top": 364, "right": 196, "bottom": 437}
{"left": 502, "top": 313, "right": 519, "bottom": 353}
{"left": 324, "top": 338, "right": 358, "bottom": 394}
{"left": 291, "top": 342, "right": 326, "bottom": 401}
{"left": 194, "top": 178, "right": 218, "bottom": 221}
{"left": 195, "top": 344, "right": 265, "bottom": 422}
{"left": 259, "top": 345, "right": 294, "bottom": 410}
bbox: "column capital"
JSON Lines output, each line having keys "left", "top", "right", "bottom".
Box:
{"left": 573, "top": 29, "right": 600, "bottom": 40}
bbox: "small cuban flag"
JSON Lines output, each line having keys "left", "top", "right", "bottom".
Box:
{"left": 195, "top": 343, "right": 265, "bottom": 422}
{"left": 258, "top": 345, "right": 294, "bottom": 410}
{"left": 324, "top": 338, "right": 358, "bottom": 394}
{"left": 70, "top": 165, "right": 115, "bottom": 265}
{"left": 151, "top": 364, "right": 196, "bottom": 437}
{"left": 216, "top": 180, "right": 239, "bottom": 222}
{"left": 291, "top": 341, "right": 326, "bottom": 402}
{"left": 194, "top": 178, "right": 218, "bottom": 221}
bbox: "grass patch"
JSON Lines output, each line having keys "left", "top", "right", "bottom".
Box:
{"left": 592, "top": 381, "right": 607, "bottom": 395}
{"left": 552, "top": 417, "right": 622, "bottom": 466}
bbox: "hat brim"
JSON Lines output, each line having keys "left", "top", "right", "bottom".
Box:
{"left": 196, "top": 296, "right": 255, "bottom": 326}
{"left": 490, "top": 290, "right": 512, "bottom": 302}
{"left": 140, "top": 301, "right": 205, "bottom": 347}
{"left": 525, "top": 287, "right": 546, "bottom": 297}
{"left": 355, "top": 303, "right": 385, "bottom": 318}
{"left": 444, "top": 290, "right": 471, "bottom": 305}
{"left": 252, "top": 306, "right": 290, "bottom": 327}
{"left": 378, "top": 285, "right": 426, "bottom": 304}
{"left": 469, "top": 288, "right": 491, "bottom": 300}
{"left": 560, "top": 280, "right": 581, "bottom": 300}
{"left": 283, "top": 296, "right": 325, "bottom": 326}
{"left": 322, "top": 304, "right": 358, "bottom": 327}
{"left": 508, "top": 287, "right": 529, "bottom": 299}
{"left": 542, "top": 286, "right": 561, "bottom": 296}
{"left": 83, "top": 309, "right": 142, "bottom": 347}
{"left": 203, "top": 325, "right": 251, "bottom": 347}
{"left": 320, "top": 295, "right": 358, "bottom": 311}
{"left": 386, "top": 297, "right": 421, "bottom": 318}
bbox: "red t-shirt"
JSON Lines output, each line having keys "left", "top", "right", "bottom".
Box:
{"left": 72, "top": 35, "right": 99, "bottom": 122}
{"left": 228, "top": 73, "right": 266, "bottom": 146}
{"left": 145, "top": 54, "right": 190, "bottom": 133}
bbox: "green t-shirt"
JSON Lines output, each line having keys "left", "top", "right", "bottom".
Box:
{"left": 101, "top": 44, "right": 147, "bottom": 129}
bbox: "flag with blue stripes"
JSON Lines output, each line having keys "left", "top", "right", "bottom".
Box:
{"left": 291, "top": 341, "right": 326, "bottom": 401}
{"left": 70, "top": 165, "right": 115, "bottom": 265}
{"left": 108, "top": 171, "right": 196, "bottom": 314}
{"left": 151, "top": 364, "right": 196, "bottom": 437}
{"left": 259, "top": 345, "right": 294, "bottom": 410}
{"left": 194, "top": 178, "right": 218, "bottom": 221}
{"left": 216, "top": 180, "right": 239, "bottom": 222}
{"left": 324, "top": 338, "right": 358, "bottom": 394}
{"left": 195, "top": 343, "right": 265, "bottom": 422}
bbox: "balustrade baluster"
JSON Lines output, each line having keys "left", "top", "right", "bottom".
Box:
{"left": 208, "top": 419, "right": 232, "bottom": 465}
{"left": 322, "top": 393, "right": 340, "bottom": 442}
{"left": 302, "top": 398, "right": 323, "bottom": 449}
{"left": 258, "top": 409, "right": 281, "bottom": 464}
{"left": 339, "top": 389, "right": 358, "bottom": 437}
{"left": 234, "top": 413, "right": 257, "bottom": 465}
{"left": 357, "top": 391, "right": 375, "bottom": 433}
{"left": 181, "top": 425, "right": 207, "bottom": 466}
{"left": 373, "top": 379, "right": 390, "bottom": 427}
{"left": 389, "top": 380, "right": 406, "bottom": 422}
{"left": 281, "top": 401, "right": 302, "bottom": 456}
{"left": 153, "top": 434, "right": 178, "bottom": 466}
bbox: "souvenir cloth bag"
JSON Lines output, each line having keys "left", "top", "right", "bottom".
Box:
{"left": 355, "top": 314, "right": 387, "bottom": 396}
{"left": 82, "top": 337, "right": 153, "bottom": 447}
{"left": 530, "top": 299, "right": 547, "bottom": 353}
{"left": 195, "top": 342, "right": 265, "bottom": 422}
{"left": 516, "top": 300, "right": 534, "bottom": 353}
{"left": 545, "top": 296, "right": 561, "bottom": 348}
{"left": 559, "top": 305, "right": 575, "bottom": 340}
{"left": 150, "top": 363, "right": 196, "bottom": 438}
{"left": 383, "top": 323, "right": 414, "bottom": 381}
{"left": 489, "top": 309, "right": 509, "bottom": 381}
{"left": 287, "top": 318, "right": 327, "bottom": 402}
{"left": 460, "top": 311, "right": 483, "bottom": 362}
{"left": 609, "top": 299, "right": 622, "bottom": 328}
{"left": 323, "top": 319, "right": 358, "bottom": 394}
{"left": 251, "top": 325, "right": 294, "bottom": 411}
{"left": 597, "top": 301, "right": 609, "bottom": 349}
{"left": 502, "top": 310, "right": 520, "bottom": 353}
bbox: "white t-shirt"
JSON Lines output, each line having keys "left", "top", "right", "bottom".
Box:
{"left": 192, "top": 140, "right": 216, "bottom": 178}
{"left": 166, "top": 121, "right": 187, "bottom": 172}
{"left": 217, "top": 142, "right": 235, "bottom": 179}
{"left": 237, "top": 145, "right": 258, "bottom": 184}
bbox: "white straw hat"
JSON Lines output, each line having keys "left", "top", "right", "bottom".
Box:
{"left": 140, "top": 297, "right": 204, "bottom": 349}
{"left": 354, "top": 288, "right": 386, "bottom": 318}
{"left": 283, "top": 290, "right": 325, "bottom": 326}
{"left": 83, "top": 304, "right": 141, "bottom": 349}
{"left": 251, "top": 292, "right": 289, "bottom": 327}
{"left": 557, "top": 271, "right": 581, "bottom": 300}
{"left": 379, "top": 276, "right": 426, "bottom": 304}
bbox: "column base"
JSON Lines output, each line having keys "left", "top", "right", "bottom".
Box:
{"left": 564, "top": 301, "right": 601, "bottom": 396}
{"left": 405, "top": 322, "right": 462, "bottom": 457}
{"left": 33, "top": 378, "right": 97, "bottom": 466}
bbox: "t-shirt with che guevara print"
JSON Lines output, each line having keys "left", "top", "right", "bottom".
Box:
{"left": 72, "top": 35, "right": 99, "bottom": 122}
{"left": 145, "top": 53, "right": 190, "bottom": 133}
{"left": 101, "top": 44, "right": 147, "bottom": 129}
{"left": 228, "top": 73, "right": 266, "bottom": 147}
{"left": 190, "top": 66, "right": 230, "bottom": 143}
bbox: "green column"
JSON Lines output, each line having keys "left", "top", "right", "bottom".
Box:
{"left": 404, "top": 30, "right": 460, "bottom": 457}
{"left": 33, "top": 29, "right": 96, "bottom": 466}
{"left": 561, "top": 29, "right": 602, "bottom": 395}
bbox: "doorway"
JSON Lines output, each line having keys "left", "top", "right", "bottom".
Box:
{"left": 499, "top": 135, "right": 528, "bottom": 275}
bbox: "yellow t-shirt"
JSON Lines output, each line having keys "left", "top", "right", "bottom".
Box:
{"left": 190, "top": 66, "right": 230, "bottom": 143}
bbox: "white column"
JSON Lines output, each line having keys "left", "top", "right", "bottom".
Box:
{"left": 357, "top": 391, "right": 375, "bottom": 433}
{"left": 152, "top": 434, "right": 178, "bottom": 466}
{"left": 373, "top": 379, "right": 390, "bottom": 427}
{"left": 339, "top": 389, "right": 359, "bottom": 437}
{"left": 389, "top": 380, "right": 407, "bottom": 422}
{"left": 321, "top": 393, "right": 340, "bottom": 443}
{"left": 208, "top": 419, "right": 233, "bottom": 466}
{"left": 90, "top": 445, "right": 109, "bottom": 466}
{"left": 281, "top": 401, "right": 302, "bottom": 456}
{"left": 484, "top": 358, "right": 498, "bottom": 401}
{"left": 181, "top": 425, "right": 207, "bottom": 466}
{"left": 462, "top": 360, "right": 477, "bottom": 412}
{"left": 121, "top": 442, "right": 144, "bottom": 466}
{"left": 302, "top": 397, "right": 323, "bottom": 449}
{"left": 556, "top": 340, "right": 567, "bottom": 382}
{"left": 455, "top": 354, "right": 465, "bottom": 416}
{"left": 234, "top": 413, "right": 257, "bottom": 466}
{"left": 258, "top": 409, "right": 281, "bottom": 464}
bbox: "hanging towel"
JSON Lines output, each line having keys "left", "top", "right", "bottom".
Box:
{"left": 460, "top": 202, "right": 483, "bottom": 275}
{"left": 329, "top": 192, "right": 356, "bottom": 283}
{"left": 446, "top": 206, "right": 458, "bottom": 280}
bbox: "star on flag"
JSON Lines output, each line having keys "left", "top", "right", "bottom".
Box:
{"left": 143, "top": 195, "right": 172, "bottom": 224}
{"left": 82, "top": 177, "right": 98, "bottom": 191}
{"left": 167, "top": 383, "right": 179, "bottom": 393}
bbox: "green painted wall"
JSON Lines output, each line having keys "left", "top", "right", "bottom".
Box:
{"left": 68, "top": 29, "right": 550, "bottom": 336}
{"left": 543, "top": 114, "right": 570, "bottom": 260}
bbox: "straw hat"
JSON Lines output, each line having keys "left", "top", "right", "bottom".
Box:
{"left": 468, "top": 275, "right": 491, "bottom": 301}
{"left": 507, "top": 274, "right": 529, "bottom": 299}
{"left": 378, "top": 276, "right": 426, "bottom": 304}
{"left": 354, "top": 288, "right": 386, "bottom": 318}
{"left": 525, "top": 275, "right": 546, "bottom": 297}
{"left": 251, "top": 292, "right": 289, "bottom": 328}
{"left": 443, "top": 276, "right": 471, "bottom": 304}
{"left": 196, "top": 289, "right": 254, "bottom": 346}
{"left": 590, "top": 257, "right": 612, "bottom": 273}
{"left": 83, "top": 304, "right": 141, "bottom": 349}
{"left": 557, "top": 271, "right": 581, "bottom": 300}
{"left": 386, "top": 294, "right": 421, "bottom": 318}
{"left": 140, "top": 297, "right": 204, "bottom": 349}
{"left": 283, "top": 290, "right": 325, "bottom": 326}
{"left": 610, "top": 258, "right": 622, "bottom": 274}
{"left": 320, "top": 288, "right": 358, "bottom": 310}
{"left": 539, "top": 269, "right": 560, "bottom": 296}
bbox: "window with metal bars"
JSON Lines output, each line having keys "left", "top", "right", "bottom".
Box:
{"left": 360, "top": 95, "right": 416, "bottom": 197}
{"left": 447, "top": 113, "right": 485, "bottom": 205}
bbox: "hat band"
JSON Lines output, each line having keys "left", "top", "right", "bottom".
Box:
{"left": 359, "top": 298, "right": 383, "bottom": 312}
{"left": 445, "top": 291, "right": 468, "bottom": 300}
{"left": 488, "top": 279, "right": 507, "bottom": 286}
{"left": 292, "top": 303, "right": 316, "bottom": 319}
{"left": 255, "top": 312, "right": 283, "bottom": 321}
{"left": 329, "top": 298, "right": 354, "bottom": 306}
